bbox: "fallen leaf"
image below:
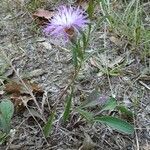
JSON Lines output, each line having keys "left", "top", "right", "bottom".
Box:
{"left": 30, "top": 82, "right": 44, "bottom": 94}
{"left": 23, "top": 108, "right": 45, "bottom": 122}
{"left": 139, "top": 75, "right": 150, "bottom": 81}
{"left": 143, "top": 144, "right": 150, "bottom": 150}
{"left": 18, "top": 79, "right": 44, "bottom": 95}
{"left": 32, "top": 9, "right": 54, "bottom": 25}
{"left": 4, "top": 80, "right": 44, "bottom": 112}
{"left": 3, "top": 68, "right": 14, "bottom": 78}
{"left": 11, "top": 94, "right": 32, "bottom": 112}
{"left": 33, "top": 9, "right": 54, "bottom": 20}
{"left": 0, "top": 90, "right": 4, "bottom": 96}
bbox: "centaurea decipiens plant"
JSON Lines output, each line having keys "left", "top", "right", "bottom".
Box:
{"left": 43, "top": 5, "right": 134, "bottom": 136}
{"left": 43, "top": 5, "right": 91, "bottom": 134}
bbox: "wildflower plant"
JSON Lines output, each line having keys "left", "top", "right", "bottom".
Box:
{"left": 43, "top": 5, "right": 91, "bottom": 136}
{"left": 43, "top": 4, "right": 134, "bottom": 137}
{"left": 44, "top": 5, "right": 90, "bottom": 69}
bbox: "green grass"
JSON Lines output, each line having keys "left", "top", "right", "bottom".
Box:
{"left": 99, "top": 0, "right": 150, "bottom": 54}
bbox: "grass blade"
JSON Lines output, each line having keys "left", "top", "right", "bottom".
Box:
{"left": 43, "top": 111, "right": 55, "bottom": 137}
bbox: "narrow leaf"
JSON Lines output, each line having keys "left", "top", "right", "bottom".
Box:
{"left": 94, "top": 116, "right": 134, "bottom": 134}
{"left": 135, "top": 26, "right": 141, "bottom": 45}
{"left": 75, "top": 41, "right": 84, "bottom": 61}
{"left": 43, "top": 111, "right": 55, "bottom": 137}
{"left": 63, "top": 90, "right": 73, "bottom": 122}
{"left": 72, "top": 45, "right": 78, "bottom": 68}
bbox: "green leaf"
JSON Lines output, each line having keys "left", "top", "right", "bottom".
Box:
{"left": 43, "top": 111, "right": 55, "bottom": 137}
{"left": 0, "top": 99, "right": 14, "bottom": 122}
{"left": 63, "top": 90, "right": 73, "bottom": 123}
{"left": 94, "top": 116, "right": 134, "bottom": 134}
{"left": 101, "top": 97, "right": 117, "bottom": 111}
{"left": 77, "top": 108, "right": 94, "bottom": 123}
{"left": 0, "top": 99, "right": 14, "bottom": 133}
{"left": 72, "top": 45, "right": 78, "bottom": 68}
{"left": 75, "top": 41, "right": 84, "bottom": 61}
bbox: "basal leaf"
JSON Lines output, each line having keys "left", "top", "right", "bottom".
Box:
{"left": 0, "top": 99, "right": 14, "bottom": 133}
{"left": 94, "top": 116, "right": 134, "bottom": 134}
{"left": 0, "top": 99, "right": 14, "bottom": 122}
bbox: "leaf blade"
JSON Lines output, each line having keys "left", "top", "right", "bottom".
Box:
{"left": 94, "top": 116, "right": 134, "bottom": 134}
{"left": 0, "top": 99, "right": 14, "bottom": 133}
{"left": 63, "top": 90, "right": 73, "bottom": 123}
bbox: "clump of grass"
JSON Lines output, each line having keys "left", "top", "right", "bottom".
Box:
{"left": 99, "top": 0, "right": 150, "bottom": 52}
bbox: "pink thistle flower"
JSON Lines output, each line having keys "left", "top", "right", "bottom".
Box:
{"left": 43, "top": 5, "right": 89, "bottom": 42}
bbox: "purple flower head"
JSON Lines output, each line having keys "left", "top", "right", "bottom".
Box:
{"left": 43, "top": 5, "right": 89, "bottom": 42}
